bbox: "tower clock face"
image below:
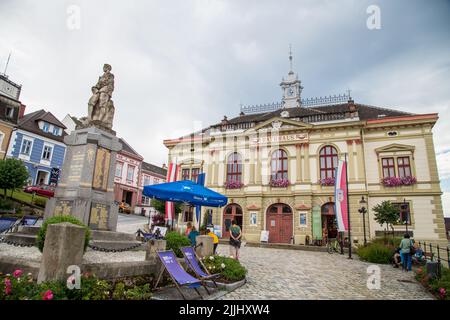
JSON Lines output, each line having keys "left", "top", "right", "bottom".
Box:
{"left": 287, "top": 88, "right": 294, "bottom": 96}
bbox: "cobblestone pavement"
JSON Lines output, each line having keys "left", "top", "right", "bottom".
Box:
{"left": 217, "top": 245, "right": 433, "bottom": 300}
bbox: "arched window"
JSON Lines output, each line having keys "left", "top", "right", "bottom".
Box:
{"left": 319, "top": 146, "right": 338, "bottom": 179}
{"left": 226, "top": 152, "right": 242, "bottom": 182}
{"left": 271, "top": 149, "right": 288, "bottom": 180}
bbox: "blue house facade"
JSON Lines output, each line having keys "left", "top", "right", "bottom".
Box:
{"left": 6, "top": 110, "right": 67, "bottom": 185}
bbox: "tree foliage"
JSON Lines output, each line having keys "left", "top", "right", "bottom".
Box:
{"left": 0, "top": 159, "right": 29, "bottom": 199}
{"left": 372, "top": 200, "right": 400, "bottom": 231}
{"left": 151, "top": 199, "right": 182, "bottom": 215}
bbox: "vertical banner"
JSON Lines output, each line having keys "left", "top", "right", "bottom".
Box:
{"left": 165, "top": 162, "right": 179, "bottom": 224}
{"left": 335, "top": 160, "right": 349, "bottom": 232}
{"left": 312, "top": 206, "right": 322, "bottom": 241}
{"left": 195, "top": 173, "right": 206, "bottom": 230}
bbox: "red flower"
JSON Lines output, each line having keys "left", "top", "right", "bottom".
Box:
{"left": 13, "top": 269, "right": 23, "bottom": 278}
{"left": 42, "top": 290, "right": 54, "bottom": 300}
{"left": 5, "top": 286, "right": 11, "bottom": 295}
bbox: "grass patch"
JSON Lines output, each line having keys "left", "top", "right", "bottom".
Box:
{"left": 1, "top": 189, "right": 47, "bottom": 208}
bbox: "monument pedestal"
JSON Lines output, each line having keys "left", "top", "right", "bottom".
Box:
{"left": 45, "top": 126, "right": 122, "bottom": 231}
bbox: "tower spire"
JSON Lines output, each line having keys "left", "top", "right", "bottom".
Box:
{"left": 288, "top": 44, "right": 293, "bottom": 74}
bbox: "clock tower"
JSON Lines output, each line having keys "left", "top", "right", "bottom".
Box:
{"left": 280, "top": 46, "right": 303, "bottom": 108}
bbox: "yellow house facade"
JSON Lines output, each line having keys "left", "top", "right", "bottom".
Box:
{"left": 163, "top": 67, "right": 447, "bottom": 247}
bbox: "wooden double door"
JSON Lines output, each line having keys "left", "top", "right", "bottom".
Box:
{"left": 222, "top": 204, "right": 243, "bottom": 238}
{"left": 266, "top": 204, "right": 293, "bottom": 244}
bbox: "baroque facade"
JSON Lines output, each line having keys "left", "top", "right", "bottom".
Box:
{"left": 163, "top": 64, "right": 447, "bottom": 246}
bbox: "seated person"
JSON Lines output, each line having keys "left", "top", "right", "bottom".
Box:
{"left": 391, "top": 248, "right": 402, "bottom": 268}
{"left": 412, "top": 246, "right": 425, "bottom": 264}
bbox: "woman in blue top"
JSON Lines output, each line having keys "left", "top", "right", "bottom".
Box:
{"left": 188, "top": 226, "right": 200, "bottom": 247}
{"left": 399, "top": 233, "right": 414, "bottom": 272}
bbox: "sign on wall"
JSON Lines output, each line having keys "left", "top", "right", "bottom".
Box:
{"left": 249, "top": 212, "right": 257, "bottom": 226}
{"left": 299, "top": 211, "right": 307, "bottom": 227}
{"left": 260, "top": 230, "right": 269, "bottom": 242}
{"left": 92, "top": 147, "right": 111, "bottom": 191}
{"left": 49, "top": 168, "right": 60, "bottom": 185}
{"left": 251, "top": 133, "right": 308, "bottom": 146}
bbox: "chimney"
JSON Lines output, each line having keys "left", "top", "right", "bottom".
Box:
{"left": 19, "top": 104, "right": 26, "bottom": 119}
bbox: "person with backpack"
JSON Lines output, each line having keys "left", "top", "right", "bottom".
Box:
{"left": 399, "top": 233, "right": 414, "bottom": 272}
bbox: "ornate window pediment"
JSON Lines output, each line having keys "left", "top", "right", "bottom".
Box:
{"left": 375, "top": 143, "right": 415, "bottom": 154}
{"left": 247, "top": 116, "right": 312, "bottom": 133}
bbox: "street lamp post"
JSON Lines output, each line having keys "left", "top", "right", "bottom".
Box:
{"left": 358, "top": 196, "right": 367, "bottom": 246}
{"left": 403, "top": 198, "right": 409, "bottom": 235}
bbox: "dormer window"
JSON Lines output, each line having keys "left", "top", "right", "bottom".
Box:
{"left": 52, "top": 127, "right": 60, "bottom": 136}
{"left": 43, "top": 123, "right": 49, "bottom": 132}
{"left": 5, "top": 107, "right": 14, "bottom": 119}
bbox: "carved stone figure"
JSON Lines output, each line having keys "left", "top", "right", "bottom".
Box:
{"left": 86, "top": 64, "right": 115, "bottom": 130}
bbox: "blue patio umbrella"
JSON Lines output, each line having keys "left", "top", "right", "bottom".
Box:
{"left": 143, "top": 180, "right": 228, "bottom": 208}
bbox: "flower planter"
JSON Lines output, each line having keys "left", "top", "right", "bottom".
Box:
{"left": 269, "top": 179, "right": 290, "bottom": 188}
{"left": 204, "top": 278, "right": 247, "bottom": 292}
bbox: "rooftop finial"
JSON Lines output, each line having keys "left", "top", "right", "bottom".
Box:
{"left": 288, "top": 44, "right": 293, "bottom": 73}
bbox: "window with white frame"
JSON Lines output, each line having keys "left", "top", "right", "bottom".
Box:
{"left": 42, "top": 123, "right": 49, "bottom": 132}
{"left": 115, "top": 162, "right": 123, "bottom": 177}
{"left": 20, "top": 139, "right": 32, "bottom": 155}
{"left": 299, "top": 212, "right": 307, "bottom": 227}
{"left": 143, "top": 175, "right": 151, "bottom": 186}
{"left": 42, "top": 145, "right": 52, "bottom": 161}
{"left": 141, "top": 195, "right": 151, "bottom": 205}
{"left": 127, "top": 165, "right": 135, "bottom": 182}
{"left": 52, "top": 127, "right": 60, "bottom": 136}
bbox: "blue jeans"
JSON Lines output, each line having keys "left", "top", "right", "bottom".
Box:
{"left": 402, "top": 252, "right": 412, "bottom": 271}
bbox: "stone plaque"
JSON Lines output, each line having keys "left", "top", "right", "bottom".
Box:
{"left": 89, "top": 202, "right": 109, "bottom": 230}
{"left": 54, "top": 200, "right": 73, "bottom": 216}
{"left": 68, "top": 151, "right": 85, "bottom": 183}
{"left": 92, "top": 147, "right": 111, "bottom": 191}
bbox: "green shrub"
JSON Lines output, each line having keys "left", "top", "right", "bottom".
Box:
{"left": 0, "top": 198, "right": 14, "bottom": 210}
{"left": 371, "top": 237, "right": 403, "bottom": 247}
{"left": 416, "top": 266, "right": 450, "bottom": 300}
{"left": 202, "top": 255, "right": 247, "bottom": 282}
{"left": 33, "top": 197, "right": 47, "bottom": 208}
{"left": 356, "top": 242, "right": 393, "bottom": 264}
{"left": 165, "top": 231, "right": 191, "bottom": 257}
{"left": 37, "top": 215, "right": 91, "bottom": 253}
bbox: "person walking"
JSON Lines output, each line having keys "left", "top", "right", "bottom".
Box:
{"left": 185, "top": 222, "right": 192, "bottom": 237}
{"left": 399, "top": 233, "right": 413, "bottom": 272}
{"left": 229, "top": 220, "right": 242, "bottom": 260}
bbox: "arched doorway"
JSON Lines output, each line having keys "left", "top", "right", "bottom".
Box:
{"left": 321, "top": 202, "right": 338, "bottom": 242}
{"left": 222, "top": 204, "right": 243, "bottom": 238}
{"left": 266, "top": 203, "right": 293, "bottom": 243}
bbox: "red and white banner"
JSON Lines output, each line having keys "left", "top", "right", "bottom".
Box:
{"left": 334, "top": 159, "right": 349, "bottom": 232}
{"left": 165, "top": 162, "right": 179, "bottom": 222}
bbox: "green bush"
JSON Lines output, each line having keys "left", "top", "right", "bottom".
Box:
{"left": 37, "top": 215, "right": 91, "bottom": 253}
{"left": 165, "top": 231, "right": 191, "bottom": 257}
{"left": 0, "top": 198, "right": 14, "bottom": 210}
{"left": 202, "top": 255, "right": 247, "bottom": 282}
{"left": 371, "top": 237, "right": 403, "bottom": 247}
{"left": 416, "top": 266, "right": 450, "bottom": 300}
{"left": 356, "top": 242, "right": 393, "bottom": 264}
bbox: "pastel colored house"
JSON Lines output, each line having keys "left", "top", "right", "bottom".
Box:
{"left": 135, "top": 161, "right": 167, "bottom": 217}
{"left": 6, "top": 109, "right": 67, "bottom": 185}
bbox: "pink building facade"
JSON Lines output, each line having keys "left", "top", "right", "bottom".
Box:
{"left": 135, "top": 162, "right": 167, "bottom": 217}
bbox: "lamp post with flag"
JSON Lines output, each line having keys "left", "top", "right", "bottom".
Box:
{"left": 335, "top": 152, "right": 352, "bottom": 259}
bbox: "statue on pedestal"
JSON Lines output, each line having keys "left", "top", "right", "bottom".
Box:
{"left": 85, "top": 64, "right": 115, "bottom": 130}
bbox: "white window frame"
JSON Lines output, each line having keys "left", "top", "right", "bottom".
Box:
{"left": 127, "top": 165, "right": 135, "bottom": 182}
{"left": 249, "top": 211, "right": 258, "bottom": 226}
{"left": 42, "top": 122, "right": 50, "bottom": 132}
{"left": 20, "top": 138, "right": 33, "bottom": 155}
{"left": 299, "top": 211, "right": 308, "bottom": 227}
{"left": 115, "top": 162, "right": 123, "bottom": 178}
{"left": 52, "top": 126, "right": 60, "bottom": 136}
{"left": 42, "top": 145, "right": 53, "bottom": 161}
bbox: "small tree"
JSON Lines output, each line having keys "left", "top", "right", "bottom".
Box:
{"left": 372, "top": 200, "right": 400, "bottom": 240}
{"left": 0, "top": 159, "right": 29, "bottom": 199}
{"left": 151, "top": 199, "right": 182, "bottom": 215}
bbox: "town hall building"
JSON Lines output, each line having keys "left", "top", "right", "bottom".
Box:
{"left": 163, "top": 55, "right": 447, "bottom": 246}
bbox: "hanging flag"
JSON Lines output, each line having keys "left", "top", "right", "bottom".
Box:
{"left": 165, "top": 162, "right": 179, "bottom": 223}
{"left": 195, "top": 173, "right": 206, "bottom": 230}
{"left": 334, "top": 159, "right": 349, "bottom": 232}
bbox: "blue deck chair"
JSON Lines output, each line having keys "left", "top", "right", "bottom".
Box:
{"left": 154, "top": 250, "right": 208, "bottom": 300}
{"left": 181, "top": 246, "right": 220, "bottom": 288}
{"left": 21, "top": 216, "right": 41, "bottom": 226}
{"left": 0, "top": 217, "right": 18, "bottom": 234}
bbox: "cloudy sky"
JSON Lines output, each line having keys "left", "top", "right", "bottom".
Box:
{"left": 1, "top": 0, "right": 449, "bottom": 214}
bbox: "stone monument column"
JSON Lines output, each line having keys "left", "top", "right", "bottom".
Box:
{"left": 44, "top": 64, "right": 122, "bottom": 231}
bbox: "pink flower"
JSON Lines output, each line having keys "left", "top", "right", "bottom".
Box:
{"left": 5, "top": 278, "right": 11, "bottom": 287}
{"left": 42, "top": 290, "right": 54, "bottom": 300}
{"left": 5, "top": 286, "right": 11, "bottom": 295}
{"left": 439, "top": 288, "right": 446, "bottom": 299}
{"left": 13, "top": 269, "right": 23, "bottom": 278}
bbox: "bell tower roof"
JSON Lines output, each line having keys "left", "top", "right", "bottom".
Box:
{"left": 280, "top": 45, "right": 303, "bottom": 108}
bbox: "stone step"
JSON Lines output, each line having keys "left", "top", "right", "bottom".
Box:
{"left": 90, "top": 230, "right": 136, "bottom": 242}
{"left": 89, "top": 240, "right": 145, "bottom": 251}
{"left": 2, "top": 233, "right": 37, "bottom": 246}
{"left": 18, "top": 226, "right": 41, "bottom": 235}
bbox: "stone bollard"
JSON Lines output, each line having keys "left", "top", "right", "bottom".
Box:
{"left": 145, "top": 239, "right": 166, "bottom": 275}
{"left": 37, "top": 222, "right": 86, "bottom": 284}
{"left": 195, "top": 235, "right": 214, "bottom": 258}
